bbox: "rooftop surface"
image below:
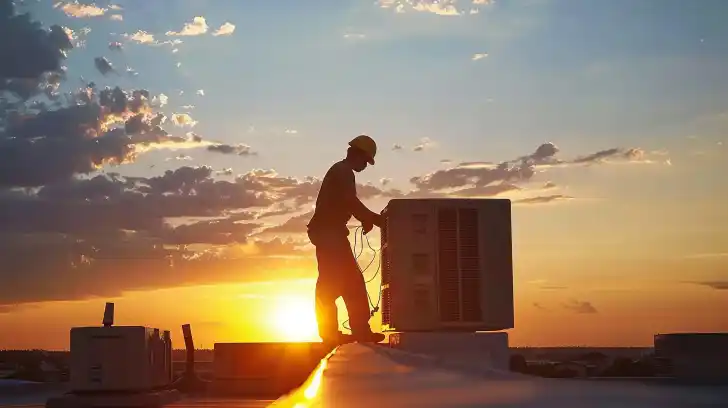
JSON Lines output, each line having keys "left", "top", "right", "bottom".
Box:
{"left": 3, "top": 343, "right": 728, "bottom": 408}
{"left": 273, "top": 343, "right": 728, "bottom": 407}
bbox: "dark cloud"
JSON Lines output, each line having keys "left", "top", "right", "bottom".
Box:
{"left": 94, "top": 56, "right": 114, "bottom": 75}
{"left": 0, "top": 170, "right": 272, "bottom": 236}
{"left": 256, "top": 202, "right": 296, "bottom": 219}
{"left": 563, "top": 300, "right": 598, "bottom": 314}
{"left": 404, "top": 142, "right": 647, "bottom": 201}
{"left": 1, "top": 84, "right": 203, "bottom": 188}
{"left": 516, "top": 194, "right": 574, "bottom": 205}
{"left": 207, "top": 143, "right": 257, "bottom": 156}
{"left": 161, "top": 218, "right": 262, "bottom": 245}
{"left": 0, "top": 233, "right": 315, "bottom": 308}
{"left": 0, "top": 0, "right": 73, "bottom": 80}
{"left": 572, "top": 147, "right": 645, "bottom": 164}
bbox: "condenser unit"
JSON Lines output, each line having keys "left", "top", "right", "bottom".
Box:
{"left": 69, "top": 303, "right": 173, "bottom": 393}
{"left": 380, "top": 198, "right": 514, "bottom": 332}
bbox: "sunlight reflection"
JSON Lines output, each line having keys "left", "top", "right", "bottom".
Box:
{"left": 304, "top": 358, "right": 327, "bottom": 400}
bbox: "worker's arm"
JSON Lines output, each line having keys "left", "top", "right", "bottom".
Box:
{"left": 351, "top": 196, "right": 382, "bottom": 227}
{"left": 341, "top": 169, "right": 381, "bottom": 227}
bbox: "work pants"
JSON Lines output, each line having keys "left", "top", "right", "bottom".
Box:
{"left": 307, "top": 228, "right": 372, "bottom": 340}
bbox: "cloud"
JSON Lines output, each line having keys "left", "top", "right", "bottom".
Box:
{"left": 527, "top": 279, "right": 568, "bottom": 290}
{"left": 54, "top": 1, "right": 107, "bottom": 18}
{"left": 212, "top": 22, "right": 236, "bottom": 37}
{"left": 516, "top": 194, "right": 574, "bottom": 205}
{"left": 124, "top": 30, "right": 156, "bottom": 44}
{"left": 109, "top": 14, "right": 122, "bottom": 21}
{"left": 563, "top": 300, "right": 598, "bottom": 314}
{"left": 122, "top": 31, "right": 182, "bottom": 47}
{"left": 406, "top": 142, "right": 654, "bottom": 199}
{"left": 94, "top": 56, "right": 114, "bottom": 75}
{"left": 168, "top": 154, "right": 192, "bottom": 161}
{"left": 379, "top": 0, "right": 460, "bottom": 16}
{"left": 392, "top": 144, "right": 403, "bottom": 150}
{"left": 0, "top": 86, "right": 204, "bottom": 188}
{"left": 0, "top": 232, "right": 315, "bottom": 307}
{"left": 344, "top": 33, "right": 366, "bottom": 40}
{"left": 413, "top": 137, "right": 436, "bottom": 151}
{"left": 472, "top": 53, "right": 488, "bottom": 61}
{"left": 167, "top": 16, "right": 209, "bottom": 36}
{"left": 0, "top": 7, "right": 72, "bottom": 79}
{"left": 377, "top": 0, "right": 492, "bottom": 16}
{"left": 455, "top": 161, "right": 493, "bottom": 169}
{"left": 61, "top": 26, "right": 91, "bottom": 49}
{"left": 207, "top": 143, "right": 257, "bottom": 156}
{"left": 690, "top": 281, "right": 728, "bottom": 290}
{"left": 572, "top": 147, "right": 655, "bottom": 165}
{"left": 171, "top": 113, "right": 198, "bottom": 127}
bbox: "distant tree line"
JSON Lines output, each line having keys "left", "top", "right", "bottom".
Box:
{"left": 509, "top": 351, "right": 661, "bottom": 378}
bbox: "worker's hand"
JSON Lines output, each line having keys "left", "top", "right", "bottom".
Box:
{"left": 362, "top": 220, "right": 374, "bottom": 235}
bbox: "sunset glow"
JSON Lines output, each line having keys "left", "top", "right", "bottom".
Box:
{"left": 271, "top": 297, "right": 320, "bottom": 342}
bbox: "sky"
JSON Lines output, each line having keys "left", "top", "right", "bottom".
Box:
{"left": 0, "top": 0, "right": 726, "bottom": 350}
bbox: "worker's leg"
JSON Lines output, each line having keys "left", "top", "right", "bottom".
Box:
{"left": 341, "top": 264, "right": 375, "bottom": 337}
{"left": 329, "top": 237, "right": 375, "bottom": 337}
{"left": 314, "top": 268, "right": 341, "bottom": 341}
{"left": 311, "top": 231, "right": 344, "bottom": 342}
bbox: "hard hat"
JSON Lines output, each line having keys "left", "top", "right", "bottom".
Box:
{"left": 348, "top": 135, "right": 377, "bottom": 165}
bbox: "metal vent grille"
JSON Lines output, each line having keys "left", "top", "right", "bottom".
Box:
{"left": 381, "top": 215, "right": 390, "bottom": 286}
{"left": 437, "top": 208, "right": 460, "bottom": 322}
{"left": 436, "top": 206, "right": 482, "bottom": 323}
{"left": 381, "top": 286, "right": 391, "bottom": 326}
{"left": 381, "top": 243, "right": 391, "bottom": 286}
{"left": 458, "top": 208, "right": 482, "bottom": 322}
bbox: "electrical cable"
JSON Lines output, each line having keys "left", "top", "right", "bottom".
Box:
{"left": 341, "top": 226, "right": 382, "bottom": 332}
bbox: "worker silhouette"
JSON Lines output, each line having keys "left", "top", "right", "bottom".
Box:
{"left": 307, "top": 135, "right": 386, "bottom": 345}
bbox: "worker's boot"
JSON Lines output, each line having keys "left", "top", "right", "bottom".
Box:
{"left": 321, "top": 331, "right": 354, "bottom": 348}
{"left": 351, "top": 330, "right": 385, "bottom": 344}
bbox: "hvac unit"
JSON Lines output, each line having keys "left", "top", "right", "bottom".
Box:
{"left": 380, "top": 198, "right": 514, "bottom": 332}
{"left": 69, "top": 303, "right": 173, "bottom": 393}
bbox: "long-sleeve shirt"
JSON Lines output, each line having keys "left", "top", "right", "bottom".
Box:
{"left": 307, "top": 160, "right": 374, "bottom": 236}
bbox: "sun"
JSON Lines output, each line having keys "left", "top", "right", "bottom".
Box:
{"left": 271, "top": 297, "right": 320, "bottom": 342}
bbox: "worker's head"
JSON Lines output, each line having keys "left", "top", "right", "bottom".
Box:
{"left": 347, "top": 135, "right": 377, "bottom": 172}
